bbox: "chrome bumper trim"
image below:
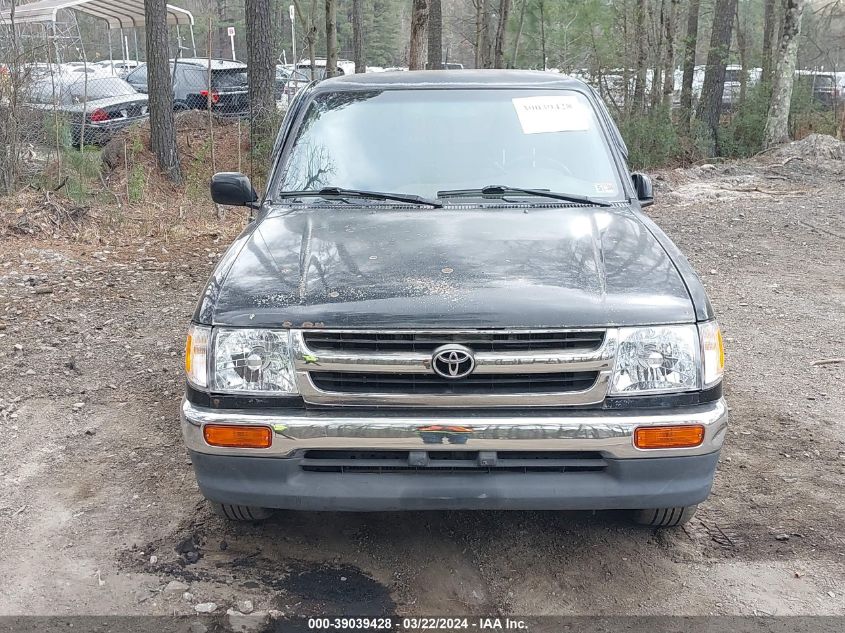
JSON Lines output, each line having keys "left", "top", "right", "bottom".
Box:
{"left": 290, "top": 328, "right": 618, "bottom": 407}
{"left": 182, "top": 397, "right": 728, "bottom": 460}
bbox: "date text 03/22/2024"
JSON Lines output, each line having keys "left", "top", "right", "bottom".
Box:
{"left": 306, "top": 617, "right": 530, "bottom": 631}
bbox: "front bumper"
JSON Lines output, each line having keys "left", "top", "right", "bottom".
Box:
{"left": 181, "top": 398, "right": 727, "bottom": 511}
{"left": 189, "top": 450, "right": 721, "bottom": 511}
{"left": 181, "top": 398, "right": 728, "bottom": 459}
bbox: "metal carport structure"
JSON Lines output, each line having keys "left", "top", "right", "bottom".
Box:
{"left": 0, "top": 0, "right": 197, "bottom": 62}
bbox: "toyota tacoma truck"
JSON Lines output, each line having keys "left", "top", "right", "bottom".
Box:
{"left": 182, "top": 70, "right": 727, "bottom": 526}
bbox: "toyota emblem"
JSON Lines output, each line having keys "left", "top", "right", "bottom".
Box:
{"left": 431, "top": 344, "right": 475, "bottom": 379}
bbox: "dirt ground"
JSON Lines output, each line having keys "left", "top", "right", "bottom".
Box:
{"left": 0, "top": 137, "right": 843, "bottom": 624}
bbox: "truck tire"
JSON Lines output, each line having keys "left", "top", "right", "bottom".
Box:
{"left": 210, "top": 502, "right": 273, "bottom": 522}
{"left": 633, "top": 505, "right": 697, "bottom": 527}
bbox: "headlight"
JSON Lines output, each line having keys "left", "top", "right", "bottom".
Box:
{"left": 212, "top": 328, "right": 298, "bottom": 394}
{"left": 185, "top": 324, "right": 210, "bottom": 388}
{"left": 610, "top": 325, "right": 699, "bottom": 394}
{"left": 698, "top": 320, "right": 724, "bottom": 387}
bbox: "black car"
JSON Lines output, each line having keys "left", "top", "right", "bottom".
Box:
{"left": 182, "top": 71, "right": 727, "bottom": 527}
{"left": 126, "top": 58, "right": 249, "bottom": 116}
{"left": 26, "top": 72, "right": 148, "bottom": 145}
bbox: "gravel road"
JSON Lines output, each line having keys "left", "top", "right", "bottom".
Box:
{"left": 1, "top": 150, "right": 843, "bottom": 622}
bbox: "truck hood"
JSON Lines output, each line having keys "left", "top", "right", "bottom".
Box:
{"left": 197, "top": 205, "right": 695, "bottom": 328}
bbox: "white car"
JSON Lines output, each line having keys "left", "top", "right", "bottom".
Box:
{"left": 95, "top": 60, "right": 142, "bottom": 78}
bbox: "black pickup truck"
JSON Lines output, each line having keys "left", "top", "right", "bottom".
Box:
{"left": 182, "top": 71, "right": 727, "bottom": 526}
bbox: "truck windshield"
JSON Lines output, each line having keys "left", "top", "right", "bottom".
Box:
{"left": 278, "top": 89, "right": 623, "bottom": 201}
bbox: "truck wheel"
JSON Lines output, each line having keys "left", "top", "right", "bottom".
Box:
{"left": 210, "top": 502, "right": 273, "bottom": 521}
{"left": 633, "top": 505, "right": 697, "bottom": 527}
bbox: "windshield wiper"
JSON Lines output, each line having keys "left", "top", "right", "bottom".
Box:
{"left": 278, "top": 186, "right": 443, "bottom": 208}
{"left": 437, "top": 185, "right": 613, "bottom": 207}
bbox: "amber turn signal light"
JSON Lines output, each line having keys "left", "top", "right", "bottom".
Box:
{"left": 203, "top": 424, "right": 272, "bottom": 449}
{"left": 634, "top": 425, "right": 705, "bottom": 449}
{"left": 184, "top": 333, "right": 194, "bottom": 373}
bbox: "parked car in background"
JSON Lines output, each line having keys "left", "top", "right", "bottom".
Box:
{"left": 671, "top": 65, "right": 705, "bottom": 108}
{"left": 294, "top": 57, "right": 350, "bottom": 80}
{"left": 126, "top": 58, "right": 249, "bottom": 116}
{"left": 275, "top": 64, "right": 311, "bottom": 100}
{"left": 94, "top": 60, "right": 142, "bottom": 78}
{"left": 185, "top": 70, "right": 727, "bottom": 527}
{"left": 796, "top": 70, "right": 840, "bottom": 108}
{"left": 722, "top": 65, "right": 761, "bottom": 110}
{"left": 25, "top": 71, "right": 148, "bottom": 145}
{"left": 430, "top": 62, "right": 464, "bottom": 70}
{"left": 277, "top": 58, "right": 351, "bottom": 98}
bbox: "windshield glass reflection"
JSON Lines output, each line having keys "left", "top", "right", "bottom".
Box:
{"left": 278, "top": 89, "right": 623, "bottom": 200}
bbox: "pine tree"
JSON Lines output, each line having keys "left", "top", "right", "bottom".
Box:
{"left": 144, "top": 0, "right": 181, "bottom": 183}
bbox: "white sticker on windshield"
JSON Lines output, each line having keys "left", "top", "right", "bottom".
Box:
{"left": 512, "top": 96, "right": 591, "bottom": 134}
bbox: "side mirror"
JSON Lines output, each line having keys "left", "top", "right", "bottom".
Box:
{"left": 210, "top": 172, "right": 259, "bottom": 207}
{"left": 631, "top": 172, "right": 654, "bottom": 207}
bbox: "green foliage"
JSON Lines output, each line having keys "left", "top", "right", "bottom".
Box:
{"left": 121, "top": 128, "right": 147, "bottom": 204}
{"left": 186, "top": 138, "right": 214, "bottom": 201}
{"left": 718, "top": 79, "right": 839, "bottom": 158}
{"left": 718, "top": 83, "right": 771, "bottom": 157}
{"left": 61, "top": 147, "right": 102, "bottom": 204}
{"left": 617, "top": 108, "right": 684, "bottom": 169}
{"left": 249, "top": 110, "right": 285, "bottom": 187}
{"left": 788, "top": 78, "right": 839, "bottom": 139}
{"left": 508, "top": 0, "right": 634, "bottom": 71}
{"left": 43, "top": 113, "right": 73, "bottom": 150}
{"left": 366, "top": 0, "right": 402, "bottom": 66}
{"left": 127, "top": 164, "right": 145, "bottom": 203}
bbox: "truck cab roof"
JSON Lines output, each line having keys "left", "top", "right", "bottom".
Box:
{"left": 316, "top": 69, "right": 594, "bottom": 92}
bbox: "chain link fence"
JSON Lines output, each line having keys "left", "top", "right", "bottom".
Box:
{"left": 0, "top": 1, "right": 311, "bottom": 214}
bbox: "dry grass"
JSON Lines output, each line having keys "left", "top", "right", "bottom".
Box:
{"left": 1, "top": 113, "right": 256, "bottom": 244}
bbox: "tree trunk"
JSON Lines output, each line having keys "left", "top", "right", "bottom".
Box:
{"left": 633, "top": 0, "right": 647, "bottom": 114}
{"left": 293, "top": 0, "right": 318, "bottom": 80}
{"left": 735, "top": 2, "right": 748, "bottom": 105}
{"left": 409, "top": 0, "right": 429, "bottom": 70}
{"left": 308, "top": 12, "right": 318, "bottom": 81}
{"left": 661, "top": 0, "right": 680, "bottom": 108}
{"left": 695, "top": 0, "right": 738, "bottom": 156}
{"left": 427, "top": 0, "right": 442, "bottom": 69}
{"left": 510, "top": 0, "right": 526, "bottom": 68}
{"left": 144, "top": 0, "right": 181, "bottom": 183}
{"left": 474, "top": 0, "right": 484, "bottom": 68}
{"left": 325, "top": 0, "right": 338, "bottom": 77}
{"left": 493, "top": 0, "right": 511, "bottom": 69}
{"left": 761, "top": 0, "right": 776, "bottom": 86}
{"left": 216, "top": 0, "right": 229, "bottom": 59}
{"left": 475, "top": 0, "right": 492, "bottom": 69}
{"left": 1, "top": 0, "right": 20, "bottom": 194}
{"left": 245, "top": 0, "right": 275, "bottom": 133}
{"left": 622, "top": 0, "right": 631, "bottom": 116}
{"left": 539, "top": 1, "right": 546, "bottom": 71}
{"left": 649, "top": 0, "right": 666, "bottom": 111}
{"left": 678, "top": 0, "right": 700, "bottom": 135}
{"left": 352, "top": 0, "right": 365, "bottom": 72}
{"left": 763, "top": 0, "right": 806, "bottom": 148}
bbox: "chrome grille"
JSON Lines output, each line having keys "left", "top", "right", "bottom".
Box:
{"left": 303, "top": 330, "right": 605, "bottom": 353}
{"left": 309, "top": 371, "right": 599, "bottom": 395}
{"left": 291, "top": 328, "right": 617, "bottom": 408}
